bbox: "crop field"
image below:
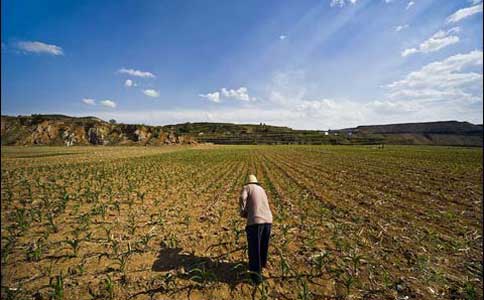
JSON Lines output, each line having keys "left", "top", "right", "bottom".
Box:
{"left": 1, "top": 145, "right": 482, "bottom": 300}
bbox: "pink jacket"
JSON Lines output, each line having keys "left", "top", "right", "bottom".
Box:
{"left": 239, "top": 183, "right": 273, "bottom": 225}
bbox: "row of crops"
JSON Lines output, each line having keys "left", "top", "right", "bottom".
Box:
{"left": 1, "top": 145, "right": 482, "bottom": 299}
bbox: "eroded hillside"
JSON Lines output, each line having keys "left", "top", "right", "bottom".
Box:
{"left": 1, "top": 115, "right": 196, "bottom": 146}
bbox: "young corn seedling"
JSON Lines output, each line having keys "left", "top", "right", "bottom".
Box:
{"left": 78, "top": 213, "right": 91, "bottom": 231}
{"left": 164, "top": 234, "right": 179, "bottom": 248}
{"left": 103, "top": 225, "right": 113, "bottom": 243}
{"left": 155, "top": 211, "right": 165, "bottom": 226}
{"left": 68, "top": 259, "right": 86, "bottom": 276}
{"left": 77, "top": 259, "right": 86, "bottom": 275}
{"left": 1, "top": 236, "right": 15, "bottom": 264}
{"left": 58, "top": 191, "right": 69, "bottom": 213}
{"left": 72, "top": 202, "right": 81, "bottom": 216}
{"left": 127, "top": 213, "right": 137, "bottom": 235}
{"left": 91, "top": 191, "right": 101, "bottom": 204}
{"left": 137, "top": 227, "right": 156, "bottom": 251}
{"left": 309, "top": 250, "right": 329, "bottom": 276}
{"left": 103, "top": 274, "right": 115, "bottom": 300}
{"left": 110, "top": 238, "right": 120, "bottom": 257}
{"left": 106, "top": 186, "right": 114, "bottom": 202}
{"left": 297, "top": 276, "right": 311, "bottom": 300}
{"left": 232, "top": 226, "right": 244, "bottom": 247}
{"left": 13, "top": 208, "right": 31, "bottom": 233}
{"left": 278, "top": 249, "right": 292, "bottom": 278}
{"left": 127, "top": 183, "right": 135, "bottom": 207}
{"left": 161, "top": 272, "right": 177, "bottom": 290}
{"left": 187, "top": 264, "right": 216, "bottom": 287}
{"left": 65, "top": 235, "right": 81, "bottom": 257}
{"left": 113, "top": 200, "right": 121, "bottom": 215}
{"left": 47, "top": 213, "right": 58, "bottom": 233}
{"left": 26, "top": 238, "right": 44, "bottom": 262}
{"left": 136, "top": 191, "right": 145, "bottom": 205}
{"left": 91, "top": 202, "right": 107, "bottom": 219}
{"left": 49, "top": 273, "right": 64, "bottom": 300}
{"left": 41, "top": 194, "right": 51, "bottom": 211}
{"left": 113, "top": 250, "right": 131, "bottom": 273}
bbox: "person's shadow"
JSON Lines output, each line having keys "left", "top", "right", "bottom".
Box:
{"left": 151, "top": 243, "right": 248, "bottom": 289}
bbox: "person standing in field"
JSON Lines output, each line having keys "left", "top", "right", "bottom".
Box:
{"left": 239, "top": 174, "right": 273, "bottom": 284}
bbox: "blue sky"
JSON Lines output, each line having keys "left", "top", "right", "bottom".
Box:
{"left": 1, "top": 0, "right": 483, "bottom": 129}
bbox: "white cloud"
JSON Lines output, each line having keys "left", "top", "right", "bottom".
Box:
{"left": 100, "top": 100, "right": 116, "bottom": 108}
{"left": 330, "top": 0, "right": 358, "bottom": 7}
{"left": 401, "top": 27, "right": 460, "bottom": 57}
{"left": 406, "top": 1, "right": 415, "bottom": 9}
{"left": 279, "top": 35, "right": 287, "bottom": 40}
{"left": 388, "top": 50, "right": 483, "bottom": 105}
{"left": 81, "top": 98, "right": 117, "bottom": 108}
{"left": 142, "top": 89, "right": 160, "bottom": 98}
{"left": 401, "top": 48, "right": 418, "bottom": 57}
{"left": 82, "top": 98, "right": 96, "bottom": 105}
{"left": 469, "top": 0, "right": 482, "bottom": 4}
{"left": 124, "top": 79, "right": 136, "bottom": 87}
{"left": 200, "top": 87, "right": 256, "bottom": 103}
{"left": 221, "top": 87, "right": 255, "bottom": 101}
{"left": 395, "top": 24, "right": 409, "bottom": 32}
{"left": 199, "top": 91, "right": 221, "bottom": 103}
{"left": 15, "top": 41, "right": 63, "bottom": 55}
{"left": 447, "top": 4, "right": 483, "bottom": 23}
{"left": 118, "top": 68, "right": 155, "bottom": 78}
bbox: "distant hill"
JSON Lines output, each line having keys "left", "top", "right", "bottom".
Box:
{"left": 1, "top": 114, "right": 482, "bottom": 146}
{"left": 335, "top": 121, "right": 483, "bottom": 146}
{"left": 1, "top": 114, "right": 196, "bottom": 146}
{"left": 339, "top": 121, "right": 483, "bottom": 135}
{"left": 162, "top": 122, "right": 348, "bottom": 145}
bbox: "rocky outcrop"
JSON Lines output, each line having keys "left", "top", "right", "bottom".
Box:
{"left": 134, "top": 127, "right": 152, "bottom": 144}
{"left": 1, "top": 115, "right": 197, "bottom": 146}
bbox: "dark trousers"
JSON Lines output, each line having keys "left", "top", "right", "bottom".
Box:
{"left": 246, "top": 223, "right": 271, "bottom": 281}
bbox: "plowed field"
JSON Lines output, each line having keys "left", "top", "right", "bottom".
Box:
{"left": 1, "top": 145, "right": 482, "bottom": 300}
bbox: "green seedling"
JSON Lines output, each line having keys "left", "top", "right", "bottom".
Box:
{"left": 47, "top": 213, "right": 58, "bottom": 233}
{"left": 65, "top": 237, "right": 81, "bottom": 257}
{"left": 103, "top": 274, "right": 115, "bottom": 299}
{"left": 26, "top": 238, "right": 44, "bottom": 262}
{"left": 49, "top": 273, "right": 64, "bottom": 300}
